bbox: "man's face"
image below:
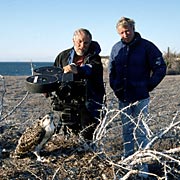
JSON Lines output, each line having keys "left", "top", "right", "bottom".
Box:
{"left": 117, "top": 25, "right": 135, "bottom": 43}
{"left": 73, "top": 32, "right": 91, "bottom": 56}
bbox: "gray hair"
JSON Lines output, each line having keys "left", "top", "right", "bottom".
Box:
{"left": 73, "top": 28, "right": 92, "bottom": 41}
{"left": 116, "top": 17, "right": 135, "bottom": 30}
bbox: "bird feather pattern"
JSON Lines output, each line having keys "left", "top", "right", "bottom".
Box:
{"left": 14, "top": 113, "right": 55, "bottom": 161}
{"left": 15, "top": 120, "right": 46, "bottom": 155}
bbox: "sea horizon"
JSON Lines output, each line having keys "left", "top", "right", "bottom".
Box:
{"left": 0, "top": 61, "right": 54, "bottom": 76}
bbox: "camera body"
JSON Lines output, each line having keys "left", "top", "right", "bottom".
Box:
{"left": 26, "top": 66, "right": 88, "bottom": 133}
{"left": 50, "top": 78, "right": 87, "bottom": 125}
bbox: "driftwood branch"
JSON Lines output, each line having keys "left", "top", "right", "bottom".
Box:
{"left": 91, "top": 90, "right": 180, "bottom": 179}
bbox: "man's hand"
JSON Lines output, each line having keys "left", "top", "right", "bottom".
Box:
{"left": 63, "top": 64, "right": 78, "bottom": 74}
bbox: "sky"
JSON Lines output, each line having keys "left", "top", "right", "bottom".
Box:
{"left": 0, "top": 0, "right": 180, "bottom": 62}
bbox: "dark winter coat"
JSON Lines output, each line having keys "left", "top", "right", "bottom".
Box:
{"left": 54, "top": 41, "right": 105, "bottom": 118}
{"left": 109, "top": 32, "right": 167, "bottom": 103}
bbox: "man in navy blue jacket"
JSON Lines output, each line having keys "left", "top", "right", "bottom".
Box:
{"left": 54, "top": 28, "right": 105, "bottom": 141}
{"left": 109, "top": 17, "right": 166, "bottom": 178}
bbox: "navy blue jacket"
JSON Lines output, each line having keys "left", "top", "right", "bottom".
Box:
{"left": 109, "top": 32, "right": 167, "bottom": 103}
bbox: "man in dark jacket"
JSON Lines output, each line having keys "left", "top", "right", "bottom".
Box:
{"left": 54, "top": 28, "right": 105, "bottom": 141}
{"left": 109, "top": 17, "right": 166, "bottom": 178}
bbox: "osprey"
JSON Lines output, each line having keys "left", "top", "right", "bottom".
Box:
{"left": 14, "top": 112, "right": 55, "bottom": 162}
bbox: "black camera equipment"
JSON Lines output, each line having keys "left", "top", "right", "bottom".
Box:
{"left": 26, "top": 66, "right": 88, "bottom": 135}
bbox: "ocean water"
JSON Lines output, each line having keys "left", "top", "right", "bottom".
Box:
{"left": 0, "top": 62, "right": 53, "bottom": 76}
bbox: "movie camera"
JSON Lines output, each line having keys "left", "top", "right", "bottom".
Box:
{"left": 26, "top": 66, "right": 88, "bottom": 133}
